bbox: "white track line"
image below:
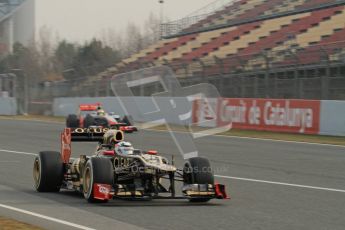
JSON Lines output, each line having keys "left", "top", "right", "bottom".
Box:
{"left": 0, "top": 204, "right": 95, "bottom": 230}
{"left": 215, "top": 175, "right": 345, "bottom": 193}
{"left": 0, "top": 149, "right": 37, "bottom": 156}
{"left": 0, "top": 117, "right": 62, "bottom": 124}
{"left": 146, "top": 129, "right": 345, "bottom": 148}
{"left": 1, "top": 148, "right": 345, "bottom": 193}
{"left": 0, "top": 149, "right": 93, "bottom": 229}
{"left": 213, "top": 134, "right": 345, "bottom": 148}
{"left": 0, "top": 149, "right": 77, "bottom": 160}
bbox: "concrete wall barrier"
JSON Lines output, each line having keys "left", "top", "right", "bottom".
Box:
{"left": 0, "top": 97, "right": 17, "bottom": 115}
{"left": 320, "top": 100, "right": 345, "bottom": 136}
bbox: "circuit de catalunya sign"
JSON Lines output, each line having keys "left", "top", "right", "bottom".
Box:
{"left": 193, "top": 98, "right": 321, "bottom": 134}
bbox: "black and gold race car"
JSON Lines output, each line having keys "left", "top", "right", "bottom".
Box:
{"left": 33, "top": 127, "right": 228, "bottom": 203}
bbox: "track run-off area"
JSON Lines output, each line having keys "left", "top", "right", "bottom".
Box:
{"left": 0, "top": 118, "right": 344, "bottom": 230}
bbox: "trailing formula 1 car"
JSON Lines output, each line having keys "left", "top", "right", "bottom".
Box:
{"left": 33, "top": 127, "right": 229, "bottom": 203}
{"left": 65, "top": 103, "right": 138, "bottom": 133}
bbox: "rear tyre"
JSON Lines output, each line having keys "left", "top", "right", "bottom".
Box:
{"left": 66, "top": 114, "right": 79, "bottom": 128}
{"left": 33, "top": 151, "right": 64, "bottom": 192}
{"left": 183, "top": 157, "right": 214, "bottom": 202}
{"left": 83, "top": 157, "right": 113, "bottom": 203}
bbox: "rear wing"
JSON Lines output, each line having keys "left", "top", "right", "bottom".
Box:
{"left": 70, "top": 127, "right": 108, "bottom": 142}
{"left": 79, "top": 103, "right": 102, "bottom": 111}
{"left": 61, "top": 127, "right": 109, "bottom": 163}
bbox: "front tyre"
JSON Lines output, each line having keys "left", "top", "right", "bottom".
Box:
{"left": 33, "top": 151, "right": 64, "bottom": 192}
{"left": 183, "top": 157, "right": 214, "bottom": 202}
{"left": 83, "top": 157, "right": 113, "bottom": 203}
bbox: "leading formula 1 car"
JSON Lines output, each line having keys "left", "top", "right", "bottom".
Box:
{"left": 65, "top": 103, "right": 138, "bottom": 133}
{"left": 33, "top": 127, "right": 229, "bottom": 203}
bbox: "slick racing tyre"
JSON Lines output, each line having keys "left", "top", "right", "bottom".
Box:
{"left": 83, "top": 114, "right": 95, "bottom": 128}
{"left": 183, "top": 157, "right": 214, "bottom": 202}
{"left": 33, "top": 151, "right": 64, "bottom": 192}
{"left": 66, "top": 114, "right": 79, "bottom": 128}
{"left": 83, "top": 157, "right": 114, "bottom": 203}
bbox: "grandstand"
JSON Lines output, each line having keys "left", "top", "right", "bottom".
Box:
{"left": 100, "top": 0, "right": 345, "bottom": 100}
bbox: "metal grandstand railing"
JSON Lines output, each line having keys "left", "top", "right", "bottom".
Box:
{"left": 0, "top": 0, "right": 26, "bottom": 21}
{"left": 161, "top": 0, "right": 237, "bottom": 38}
{"left": 186, "top": 0, "right": 237, "bottom": 17}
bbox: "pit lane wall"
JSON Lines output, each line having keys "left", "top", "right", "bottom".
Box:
{"left": 192, "top": 98, "right": 345, "bottom": 136}
{"left": 0, "top": 97, "right": 17, "bottom": 115}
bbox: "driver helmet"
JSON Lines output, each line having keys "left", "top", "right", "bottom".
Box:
{"left": 115, "top": 141, "right": 134, "bottom": 155}
{"left": 97, "top": 109, "right": 106, "bottom": 116}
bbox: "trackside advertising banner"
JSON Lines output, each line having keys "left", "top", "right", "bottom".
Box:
{"left": 193, "top": 98, "right": 321, "bottom": 134}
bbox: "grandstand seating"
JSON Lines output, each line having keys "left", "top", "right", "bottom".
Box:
{"left": 264, "top": 0, "right": 306, "bottom": 16}
{"left": 226, "top": 6, "right": 345, "bottom": 60}
{"left": 123, "top": 38, "right": 177, "bottom": 64}
{"left": 117, "top": 1, "right": 345, "bottom": 77}
{"left": 182, "top": 0, "right": 340, "bottom": 33}
{"left": 284, "top": 28, "right": 345, "bottom": 65}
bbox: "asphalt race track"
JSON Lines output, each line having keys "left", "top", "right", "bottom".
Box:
{"left": 0, "top": 118, "right": 344, "bottom": 230}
